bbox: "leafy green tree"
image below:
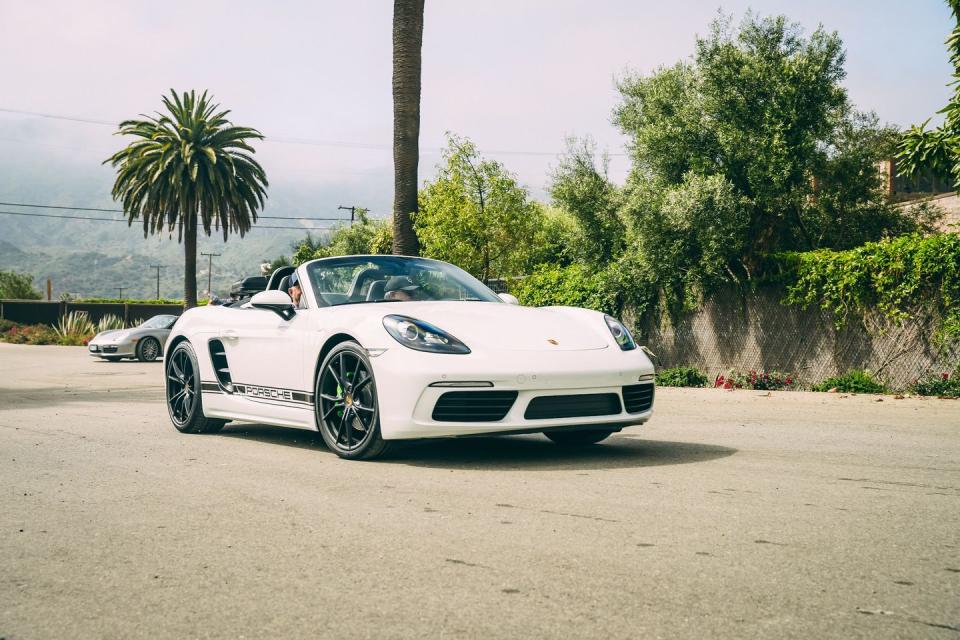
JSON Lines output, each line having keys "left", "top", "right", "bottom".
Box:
{"left": 616, "top": 14, "right": 848, "bottom": 257}
{"left": 624, "top": 173, "right": 750, "bottom": 312}
{"left": 105, "top": 89, "right": 268, "bottom": 308}
{"left": 292, "top": 210, "right": 392, "bottom": 264}
{"left": 549, "top": 138, "right": 625, "bottom": 263}
{"left": 897, "top": 0, "right": 960, "bottom": 190}
{"left": 415, "top": 136, "right": 542, "bottom": 281}
{"left": 0, "top": 270, "right": 41, "bottom": 299}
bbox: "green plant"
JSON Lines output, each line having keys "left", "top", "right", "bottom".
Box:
{"left": 780, "top": 233, "right": 960, "bottom": 342}
{"left": 26, "top": 325, "right": 60, "bottom": 345}
{"left": 0, "top": 270, "right": 42, "bottom": 300}
{"left": 55, "top": 311, "right": 95, "bottom": 340}
{"left": 97, "top": 314, "right": 126, "bottom": 332}
{"left": 655, "top": 366, "right": 708, "bottom": 387}
{"left": 105, "top": 89, "right": 269, "bottom": 308}
{"left": 0, "top": 319, "right": 18, "bottom": 332}
{"left": 812, "top": 370, "right": 886, "bottom": 394}
{"left": 510, "top": 264, "right": 618, "bottom": 315}
{"left": 909, "top": 372, "right": 960, "bottom": 398}
{"left": 715, "top": 370, "right": 796, "bottom": 390}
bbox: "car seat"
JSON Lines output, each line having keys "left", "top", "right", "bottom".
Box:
{"left": 366, "top": 280, "right": 387, "bottom": 301}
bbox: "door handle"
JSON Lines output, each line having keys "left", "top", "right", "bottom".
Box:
{"left": 222, "top": 329, "right": 239, "bottom": 341}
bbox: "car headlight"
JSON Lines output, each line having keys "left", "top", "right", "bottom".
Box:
{"left": 382, "top": 315, "right": 471, "bottom": 354}
{"left": 604, "top": 315, "right": 636, "bottom": 351}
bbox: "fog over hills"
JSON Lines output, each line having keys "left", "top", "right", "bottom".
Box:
{"left": 0, "top": 119, "right": 395, "bottom": 298}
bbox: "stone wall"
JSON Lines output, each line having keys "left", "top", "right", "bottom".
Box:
{"left": 636, "top": 286, "right": 957, "bottom": 390}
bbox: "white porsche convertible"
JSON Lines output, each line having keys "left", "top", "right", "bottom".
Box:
{"left": 164, "top": 255, "right": 655, "bottom": 459}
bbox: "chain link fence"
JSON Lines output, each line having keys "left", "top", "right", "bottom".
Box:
{"left": 634, "top": 286, "right": 958, "bottom": 390}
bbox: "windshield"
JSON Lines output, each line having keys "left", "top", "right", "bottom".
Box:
{"left": 140, "top": 315, "right": 177, "bottom": 329}
{"left": 304, "top": 256, "right": 502, "bottom": 307}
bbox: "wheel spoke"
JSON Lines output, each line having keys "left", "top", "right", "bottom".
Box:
{"left": 322, "top": 401, "right": 344, "bottom": 420}
{"left": 344, "top": 409, "right": 353, "bottom": 447}
{"left": 351, "top": 357, "right": 361, "bottom": 387}
{"left": 171, "top": 356, "right": 183, "bottom": 377}
{"left": 320, "top": 392, "right": 342, "bottom": 402}
{"left": 326, "top": 364, "right": 341, "bottom": 387}
{"left": 338, "top": 353, "right": 347, "bottom": 391}
{"left": 353, "top": 373, "right": 372, "bottom": 393}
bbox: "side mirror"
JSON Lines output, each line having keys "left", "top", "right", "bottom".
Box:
{"left": 251, "top": 290, "right": 296, "bottom": 320}
{"left": 498, "top": 293, "right": 520, "bottom": 305}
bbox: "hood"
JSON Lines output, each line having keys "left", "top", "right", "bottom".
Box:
{"left": 94, "top": 329, "right": 128, "bottom": 341}
{"left": 382, "top": 301, "right": 610, "bottom": 352}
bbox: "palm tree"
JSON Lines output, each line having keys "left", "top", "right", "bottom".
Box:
{"left": 392, "top": 0, "right": 425, "bottom": 256}
{"left": 105, "top": 89, "right": 268, "bottom": 308}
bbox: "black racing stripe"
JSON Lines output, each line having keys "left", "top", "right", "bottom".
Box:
{"left": 231, "top": 382, "right": 314, "bottom": 406}
{"left": 200, "top": 381, "right": 221, "bottom": 393}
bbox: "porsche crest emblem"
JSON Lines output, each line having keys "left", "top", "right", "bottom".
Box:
{"left": 547, "top": 338, "right": 559, "bottom": 345}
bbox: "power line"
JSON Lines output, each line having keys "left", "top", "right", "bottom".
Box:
{"left": 0, "top": 200, "right": 350, "bottom": 221}
{"left": 0, "top": 106, "right": 629, "bottom": 157}
{"left": 0, "top": 209, "right": 344, "bottom": 231}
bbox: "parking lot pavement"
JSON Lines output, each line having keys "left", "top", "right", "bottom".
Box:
{"left": 1, "top": 342, "right": 958, "bottom": 639}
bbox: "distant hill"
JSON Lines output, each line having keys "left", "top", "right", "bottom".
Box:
{"left": 0, "top": 149, "right": 390, "bottom": 298}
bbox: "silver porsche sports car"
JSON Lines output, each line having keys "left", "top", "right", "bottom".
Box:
{"left": 88, "top": 314, "right": 178, "bottom": 362}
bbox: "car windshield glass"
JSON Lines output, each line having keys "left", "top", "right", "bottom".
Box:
{"left": 304, "top": 256, "right": 502, "bottom": 307}
{"left": 140, "top": 315, "right": 177, "bottom": 329}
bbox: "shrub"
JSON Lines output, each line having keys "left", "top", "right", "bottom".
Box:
{"left": 812, "top": 370, "right": 886, "bottom": 394}
{"left": 55, "top": 311, "right": 95, "bottom": 341}
{"left": 656, "top": 366, "right": 708, "bottom": 387}
{"left": 97, "top": 314, "right": 126, "bottom": 332}
{"left": 909, "top": 372, "right": 960, "bottom": 398}
{"left": 511, "top": 264, "right": 617, "bottom": 315}
{"left": 779, "top": 233, "right": 960, "bottom": 343}
{"left": 715, "top": 370, "right": 796, "bottom": 391}
{"left": 0, "top": 270, "right": 42, "bottom": 299}
{"left": 0, "top": 319, "right": 18, "bottom": 333}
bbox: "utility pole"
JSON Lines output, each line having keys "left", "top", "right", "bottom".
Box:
{"left": 149, "top": 265, "right": 164, "bottom": 300}
{"left": 338, "top": 205, "right": 358, "bottom": 226}
{"left": 200, "top": 252, "right": 221, "bottom": 296}
{"left": 116, "top": 286, "right": 126, "bottom": 299}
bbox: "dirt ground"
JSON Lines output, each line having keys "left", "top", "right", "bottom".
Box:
{"left": 1, "top": 343, "right": 958, "bottom": 639}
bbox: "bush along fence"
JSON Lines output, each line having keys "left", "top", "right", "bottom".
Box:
{"left": 0, "top": 300, "right": 184, "bottom": 327}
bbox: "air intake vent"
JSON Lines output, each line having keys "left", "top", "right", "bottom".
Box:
{"left": 432, "top": 391, "right": 518, "bottom": 422}
{"left": 622, "top": 383, "right": 654, "bottom": 413}
{"left": 208, "top": 339, "right": 232, "bottom": 391}
{"left": 524, "top": 393, "right": 622, "bottom": 420}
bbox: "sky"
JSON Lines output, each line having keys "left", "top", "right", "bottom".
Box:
{"left": 0, "top": 0, "right": 953, "bottom": 217}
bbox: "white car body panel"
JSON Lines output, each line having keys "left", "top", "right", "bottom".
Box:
{"left": 165, "top": 259, "right": 656, "bottom": 440}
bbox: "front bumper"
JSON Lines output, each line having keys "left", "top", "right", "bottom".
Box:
{"left": 370, "top": 345, "right": 655, "bottom": 439}
{"left": 88, "top": 342, "right": 135, "bottom": 358}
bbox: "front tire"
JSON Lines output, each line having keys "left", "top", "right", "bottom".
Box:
{"left": 544, "top": 429, "right": 615, "bottom": 446}
{"left": 315, "top": 341, "right": 389, "bottom": 460}
{"left": 137, "top": 337, "right": 161, "bottom": 362}
{"left": 166, "top": 341, "right": 225, "bottom": 434}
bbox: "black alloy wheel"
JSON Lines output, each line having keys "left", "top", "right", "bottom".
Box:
{"left": 316, "top": 341, "right": 389, "bottom": 460}
{"left": 166, "top": 341, "right": 224, "bottom": 434}
{"left": 137, "top": 336, "right": 161, "bottom": 362}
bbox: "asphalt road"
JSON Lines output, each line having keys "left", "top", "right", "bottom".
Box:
{"left": 1, "top": 343, "right": 958, "bottom": 639}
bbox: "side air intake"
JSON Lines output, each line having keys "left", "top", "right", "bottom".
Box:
{"left": 208, "top": 339, "right": 233, "bottom": 391}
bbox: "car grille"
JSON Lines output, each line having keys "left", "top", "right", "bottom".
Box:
{"left": 622, "top": 383, "right": 655, "bottom": 413}
{"left": 432, "top": 391, "right": 518, "bottom": 422}
{"left": 102, "top": 345, "right": 119, "bottom": 353}
{"left": 524, "top": 393, "right": 622, "bottom": 420}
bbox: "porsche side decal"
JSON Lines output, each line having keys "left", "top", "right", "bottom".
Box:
{"left": 201, "top": 380, "right": 314, "bottom": 406}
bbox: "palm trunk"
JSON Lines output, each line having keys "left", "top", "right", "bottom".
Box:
{"left": 392, "top": 0, "right": 424, "bottom": 256}
{"left": 184, "top": 215, "right": 198, "bottom": 309}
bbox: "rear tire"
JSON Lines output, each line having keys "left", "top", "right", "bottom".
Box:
{"left": 315, "top": 341, "right": 390, "bottom": 460}
{"left": 544, "top": 429, "right": 614, "bottom": 446}
{"left": 166, "top": 341, "right": 225, "bottom": 434}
